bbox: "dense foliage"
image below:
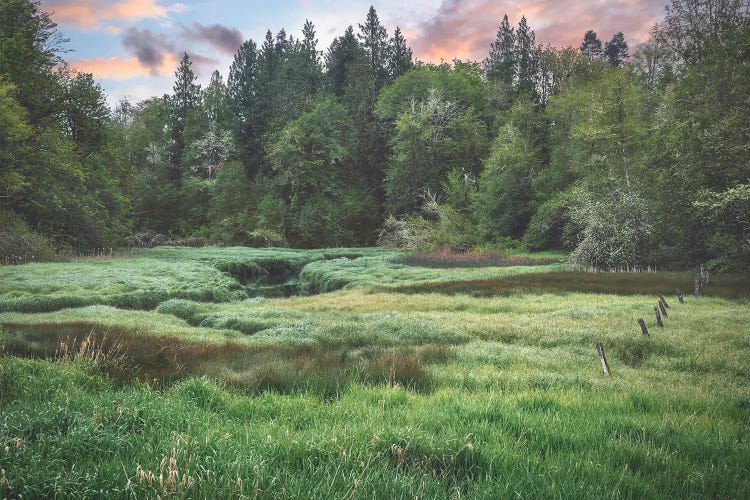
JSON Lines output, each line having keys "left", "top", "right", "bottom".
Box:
{"left": 1, "top": 0, "right": 748, "bottom": 269}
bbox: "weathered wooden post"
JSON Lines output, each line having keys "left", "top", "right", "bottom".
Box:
{"left": 659, "top": 295, "right": 670, "bottom": 309}
{"left": 654, "top": 306, "right": 664, "bottom": 327}
{"left": 659, "top": 300, "right": 668, "bottom": 318}
{"left": 638, "top": 318, "right": 649, "bottom": 337}
{"left": 699, "top": 266, "right": 709, "bottom": 287}
{"left": 694, "top": 277, "right": 700, "bottom": 298}
{"left": 596, "top": 342, "right": 611, "bottom": 376}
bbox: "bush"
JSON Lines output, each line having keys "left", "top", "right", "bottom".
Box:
{"left": 378, "top": 192, "right": 477, "bottom": 251}
{"left": 0, "top": 210, "right": 58, "bottom": 264}
{"left": 567, "top": 188, "right": 653, "bottom": 271}
{"left": 125, "top": 231, "right": 169, "bottom": 248}
{"left": 524, "top": 190, "right": 575, "bottom": 251}
{"left": 246, "top": 228, "right": 286, "bottom": 248}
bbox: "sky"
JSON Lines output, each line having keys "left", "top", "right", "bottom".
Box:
{"left": 40, "top": 0, "right": 667, "bottom": 104}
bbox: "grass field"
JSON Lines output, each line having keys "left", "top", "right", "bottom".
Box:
{"left": 1, "top": 247, "right": 749, "bottom": 498}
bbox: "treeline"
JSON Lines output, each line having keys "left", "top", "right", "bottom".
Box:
{"left": 1, "top": 0, "right": 748, "bottom": 270}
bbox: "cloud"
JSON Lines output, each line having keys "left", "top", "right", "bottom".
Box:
{"left": 119, "top": 27, "right": 219, "bottom": 78}
{"left": 410, "top": 0, "right": 665, "bottom": 63}
{"left": 68, "top": 53, "right": 179, "bottom": 79}
{"left": 187, "top": 53, "right": 220, "bottom": 71}
{"left": 122, "top": 27, "right": 175, "bottom": 73}
{"left": 180, "top": 23, "right": 244, "bottom": 54}
{"left": 45, "top": 0, "right": 186, "bottom": 30}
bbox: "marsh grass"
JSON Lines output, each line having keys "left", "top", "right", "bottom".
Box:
{"left": 1, "top": 247, "right": 749, "bottom": 498}
{"left": 1, "top": 323, "right": 438, "bottom": 396}
{"left": 0, "top": 247, "right": 395, "bottom": 314}
{"left": 397, "top": 248, "right": 560, "bottom": 268}
{"left": 384, "top": 270, "right": 750, "bottom": 299}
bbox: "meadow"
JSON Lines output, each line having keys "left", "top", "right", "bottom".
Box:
{"left": 1, "top": 247, "right": 749, "bottom": 498}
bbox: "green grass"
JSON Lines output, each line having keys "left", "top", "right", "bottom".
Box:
{"left": 299, "top": 254, "right": 563, "bottom": 292}
{"left": 1, "top": 247, "right": 749, "bottom": 498}
{"left": 382, "top": 270, "right": 750, "bottom": 299}
{"left": 0, "top": 247, "right": 392, "bottom": 312}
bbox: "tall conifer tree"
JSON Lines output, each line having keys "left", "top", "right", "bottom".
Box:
{"left": 358, "top": 6, "right": 389, "bottom": 93}
{"left": 580, "top": 30, "right": 604, "bottom": 61}
{"left": 604, "top": 32, "right": 629, "bottom": 67}
{"left": 515, "top": 16, "right": 537, "bottom": 96}
{"left": 387, "top": 27, "right": 413, "bottom": 81}
{"left": 170, "top": 52, "right": 201, "bottom": 183}
{"left": 485, "top": 14, "right": 516, "bottom": 85}
{"left": 325, "top": 26, "right": 364, "bottom": 97}
{"left": 228, "top": 39, "right": 261, "bottom": 175}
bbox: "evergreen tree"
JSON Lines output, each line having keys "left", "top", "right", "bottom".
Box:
{"left": 202, "top": 70, "right": 232, "bottom": 129}
{"left": 485, "top": 14, "right": 516, "bottom": 85}
{"left": 227, "top": 39, "right": 261, "bottom": 175}
{"left": 515, "top": 16, "right": 537, "bottom": 97}
{"left": 257, "top": 29, "right": 278, "bottom": 125}
{"left": 358, "top": 6, "right": 389, "bottom": 93}
{"left": 580, "top": 30, "right": 604, "bottom": 61}
{"left": 169, "top": 52, "right": 201, "bottom": 183}
{"left": 172, "top": 52, "right": 201, "bottom": 120}
{"left": 604, "top": 32, "right": 629, "bottom": 67}
{"left": 300, "top": 20, "right": 323, "bottom": 92}
{"left": 325, "top": 26, "right": 365, "bottom": 97}
{"left": 387, "top": 27, "right": 413, "bottom": 81}
{"left": 275, "top": 28, "right": 289, "bottom": 57}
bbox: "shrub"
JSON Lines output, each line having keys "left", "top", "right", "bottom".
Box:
{"left": 567, "top": 188, "right": 653, "bottom": 271}
{"left": 125, "top": 231, "right": 169, "bottom": 248}
{"left": 246, "top": 228, "right": 286, "bottom": 248}
{"left": 378, "top": 192, "right": 477, "bottom": 251}
{"left": 0, "top": 210, "right": 58, "bottom": 264}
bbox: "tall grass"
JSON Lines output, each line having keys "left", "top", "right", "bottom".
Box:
{"left": 384, "top": 270, "right": 750, "bottom": 299}
{"left": 1, "top": 248, "right": 749, "bottom": 497}
{"left": 2, "top": 354, "right": 748, "bottom": 498}
{"left": 0, "top": 247, "right": 393, "bottom": 313}
{"left": 396, "top": 247, "right": 561, "bottom": 268}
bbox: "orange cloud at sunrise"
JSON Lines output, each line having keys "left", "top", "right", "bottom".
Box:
{"left": 46, "top": 0, "right": 186, "bottom": 29}
{"left": 68, "top": 52, "right": 179, "bottom": 79}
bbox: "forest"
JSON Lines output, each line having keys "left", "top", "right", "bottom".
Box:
{"left": 1, "top": 0, "right": 749, "bottom": 270}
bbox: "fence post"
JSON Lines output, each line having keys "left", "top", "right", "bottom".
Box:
{"left": 638, "top": 318, "right": 649, "bottom": 337}
{"left": 596, "top": 342, "right": 611, "bottom": 376}
{"left": 654, "top": 306, "right": 663, "bottom": 327}
{"left": 659, "top": 301, "right": 668, "bottom": 318}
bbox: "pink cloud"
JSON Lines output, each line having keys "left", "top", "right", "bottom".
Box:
{"left": 411, "top": 0, "right": 666, "bottom": 63}
{"left": 68, "top": 52, "right": 179, "bottom": 79}
{"left": 44, "top": 0, "right": 186, "bottom": 29}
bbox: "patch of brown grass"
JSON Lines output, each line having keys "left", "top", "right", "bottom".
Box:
{"left": 2, "top": 323, "right": 437, "bottom": 396}
{"left": 381, "top": 271, "right": 750, "bottom": 299}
